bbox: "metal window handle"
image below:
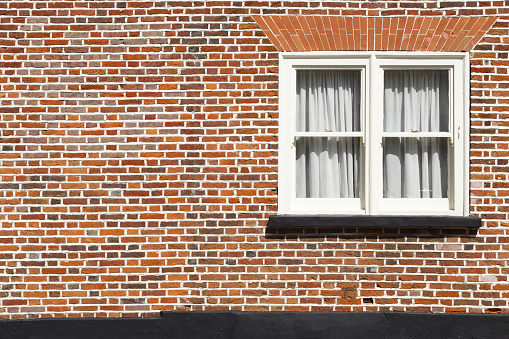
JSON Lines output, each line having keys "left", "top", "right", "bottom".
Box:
{"left": 449, "top": 127, "right": 460, "bottom": 146}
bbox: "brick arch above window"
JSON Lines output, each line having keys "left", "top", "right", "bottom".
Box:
{"left": 253, "top": 16, "right": 497, "bottom": 52}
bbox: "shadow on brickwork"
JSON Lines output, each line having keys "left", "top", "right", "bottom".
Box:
{"left": 1, "top": 311, "right": 509, "bottom": 339}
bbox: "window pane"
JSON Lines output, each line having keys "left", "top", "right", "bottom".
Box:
{"left": 296, "top": 137, "right": 361, "bottom": 198}
{"left": 296, "top": 70, "right": 361, "bottom": 132}
{"left": 383, "top": 137, "right": 448, "bottom": 198}
{"left": 384, "top": 70, "right": 449, "bottom": 133}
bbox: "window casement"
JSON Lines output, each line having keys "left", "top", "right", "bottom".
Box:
{"left": 278, "top": 52, "right": 469, "bottom": 216}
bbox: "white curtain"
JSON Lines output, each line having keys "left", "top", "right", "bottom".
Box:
{"left": 295, "top": 70, "right": 360, "bottom": 198}
{"left": 383, "top": 70, "right": 449, "bottom": 198}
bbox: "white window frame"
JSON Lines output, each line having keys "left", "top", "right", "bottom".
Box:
{"left": 278, "top": 51, "right": 469, "bottom": 216}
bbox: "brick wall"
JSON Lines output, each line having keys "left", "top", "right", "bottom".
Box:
{"left": 0, "top": 0, "right": 507, "bottom": 319}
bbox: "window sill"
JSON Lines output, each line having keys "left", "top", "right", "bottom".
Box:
{"left": 268, "top": 215, "right": 481, "bottom": 228}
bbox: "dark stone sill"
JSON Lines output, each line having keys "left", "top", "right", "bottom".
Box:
{"left": 268, "top": 215, "right": 482, "bottom": 228}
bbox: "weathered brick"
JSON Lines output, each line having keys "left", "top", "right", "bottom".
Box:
{"left": 0, "top": 0, "right": 507, "bottom": 319}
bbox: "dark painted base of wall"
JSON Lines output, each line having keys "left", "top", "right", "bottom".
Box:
{"left": 1, "top": 311, "right": 509, "bottom": 339}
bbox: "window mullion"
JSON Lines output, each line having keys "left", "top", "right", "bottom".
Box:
{"left": 367, "top": 54, "right": 381, "bottom": 215}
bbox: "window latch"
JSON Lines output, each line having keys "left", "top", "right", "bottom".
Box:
{"left": 450, "top": 127, "right": 460, "bottom": 147}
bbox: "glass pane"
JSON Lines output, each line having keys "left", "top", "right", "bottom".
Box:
{"left": 296, "top": 70, "right": 361, "bottom": 132}
{"left": 296, "top": 137, "right": 361, "bottom": 198}
{"left": 383, "top": 137, "right": 448, "bottom": 198}
{"left": 384, "top": 70, "right": 449, "bottom": 132}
